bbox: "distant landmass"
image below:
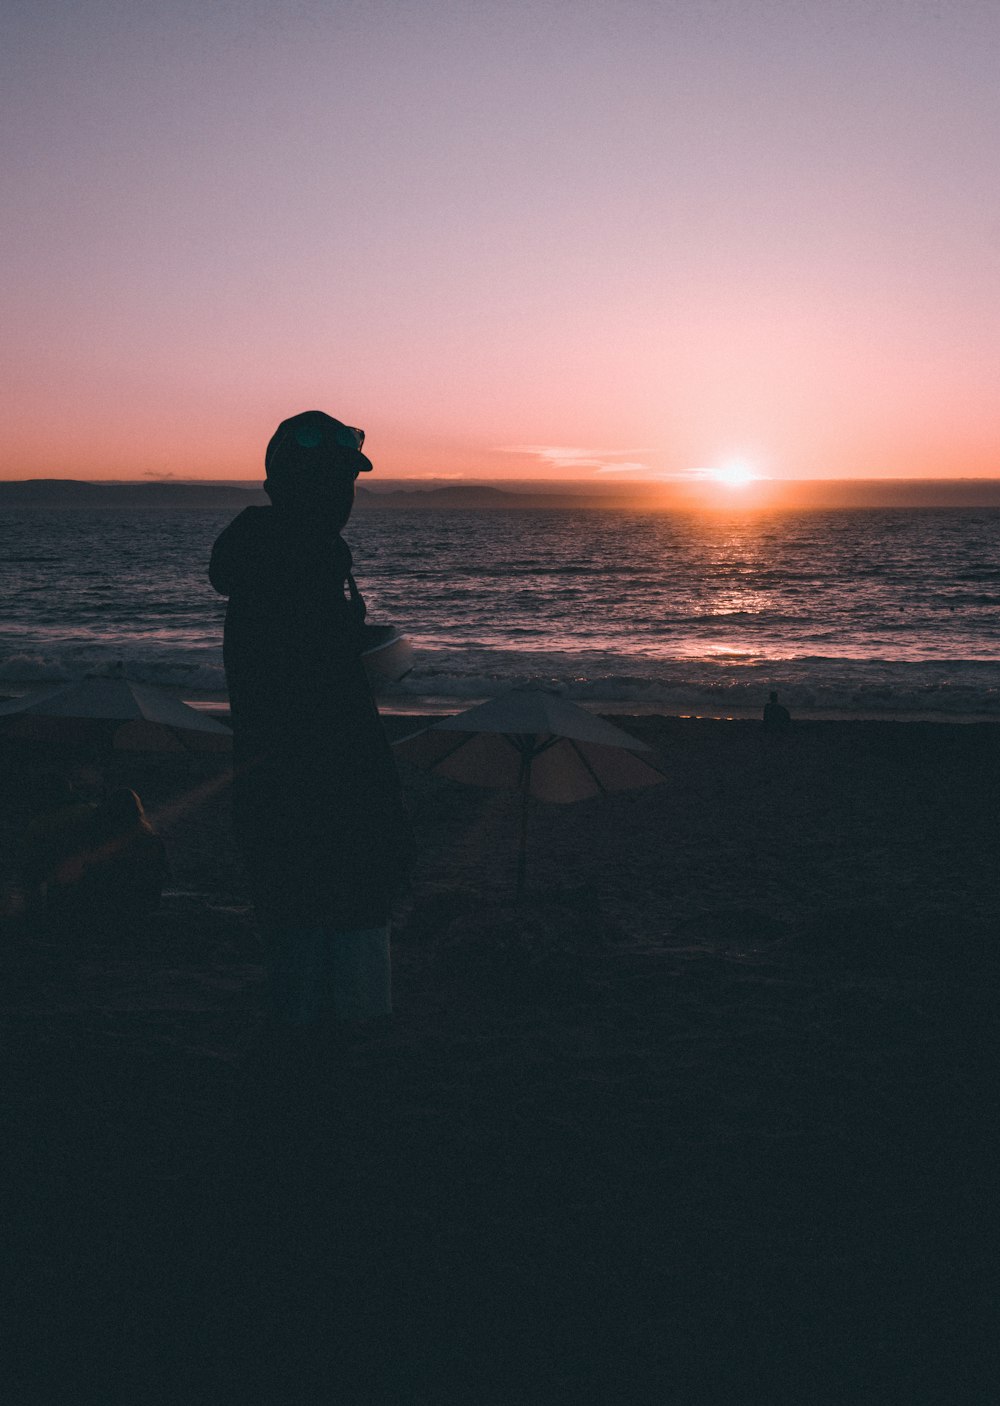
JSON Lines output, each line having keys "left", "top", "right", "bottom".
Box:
{"left": 0, "top": 479, "right": 621, "bottom": 509}
{"left": 3, "top": 478, "right": 1000, "bottom": 509}
{"left": 359, "top": 485, "right": 620, "bottom": 509}
{"left": 0, "top": 479, "right": 269, "bottom": 508}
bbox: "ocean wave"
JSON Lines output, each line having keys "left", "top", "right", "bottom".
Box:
{"left": 0, "top": 647, "right": 227, "bottom": 694}
{"left": 0, "top": 653, "right": 74, "bottom": 684}
{"left": 381, "top": 656, "right": 1000, "bottom": 716}
{"left": 3, "top": 640, "right": 1000, "bottom": 716}
{"left": 4, "top": 505, "right": 1000, "bottom": 717}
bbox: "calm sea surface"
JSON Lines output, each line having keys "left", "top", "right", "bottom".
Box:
{"left": 2, "top": 506, "right": 1000, "bottom": 716}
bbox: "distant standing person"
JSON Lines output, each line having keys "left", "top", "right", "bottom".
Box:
{"left": 209, "top": 411, "right": 413, "bottom": 1035}
{"left": 762, "top": 690, "right": 792, "bottom": 735}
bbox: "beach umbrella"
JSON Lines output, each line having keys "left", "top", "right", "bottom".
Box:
{"left": 393, "top": 688, "right": 665, "bottom": 896}
{"left": 0, "top": 677, "right": 232, "bottom": 754}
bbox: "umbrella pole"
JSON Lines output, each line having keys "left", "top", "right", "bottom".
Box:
{"left": 515, "top": 759, "right": 530, "bottom": 902}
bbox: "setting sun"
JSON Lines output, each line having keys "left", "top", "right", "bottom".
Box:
{"left": 710, "top": 461, "right": 759, "bottom": 489}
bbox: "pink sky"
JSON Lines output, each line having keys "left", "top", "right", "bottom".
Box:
{"left": 3, "top": 1, "right": 999, "bottom": 484}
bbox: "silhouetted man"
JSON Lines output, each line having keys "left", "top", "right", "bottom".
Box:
{"left": 762, "top": 690, "right": 792, "bottom": 735}
{"left": 209, "top": 410, "right": 412, "bottom": 1033}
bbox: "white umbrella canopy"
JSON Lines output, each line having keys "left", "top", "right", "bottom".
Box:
{"left": 0, "top": 677, "right": 232, "bottom": 753}
{"left": 393, "top": 689, "right": 666, "bottom": 895}
{"left": 393, "top": 688, "right": 665, "bottom": 803}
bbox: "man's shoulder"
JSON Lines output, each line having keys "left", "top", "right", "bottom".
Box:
{"left": 210, "top": 507, "right": 280, "bottom": 594}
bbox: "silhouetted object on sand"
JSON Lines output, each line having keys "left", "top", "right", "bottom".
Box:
{"left": 20, "top": 784, "right": 167, "bottom": 944}
{"left": 209, "top": 410, "right": 413, "bottom": 1027}
{"left": 18, "top": 772, "right": 97, "bottom": 937}
{"left": 762, "top": 690, "right": 792, "bottom": 735}
{"left": 395, "top": 688, "right": 665, "bottom": 898}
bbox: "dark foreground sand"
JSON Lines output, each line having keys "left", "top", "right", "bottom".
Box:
{"left": 2, "top": 716, "right": 999, "bottom": 1404}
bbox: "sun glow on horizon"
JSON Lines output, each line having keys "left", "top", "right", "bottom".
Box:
{"left": 704, "top": 460, "right": 761, "bottom": 489}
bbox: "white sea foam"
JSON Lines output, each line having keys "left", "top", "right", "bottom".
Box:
{"left": 2, "top": 641, "right": 999, "bottom": 716}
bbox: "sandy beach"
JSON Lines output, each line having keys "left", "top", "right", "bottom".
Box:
{"left": 3, "top": 713, "right": 999, "bottom": 1402}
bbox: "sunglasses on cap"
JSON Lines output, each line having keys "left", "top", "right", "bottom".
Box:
{"left": 292, "top": 421, "right": 365, "bottom": 452}
{"left": 336, "top": 424, "right": 365, "bottom": 451}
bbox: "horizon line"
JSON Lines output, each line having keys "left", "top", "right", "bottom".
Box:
{"left": 6, "top": 474, "right": 1000, "bottom": 487}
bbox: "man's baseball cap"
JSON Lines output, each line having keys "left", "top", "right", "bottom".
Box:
{"left": 264, "top": 410, "right": 372, "bottom": 485}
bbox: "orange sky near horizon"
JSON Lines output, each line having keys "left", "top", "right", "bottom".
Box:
{"left": 3, "top": 2, "right": 1000, "bottom": 487}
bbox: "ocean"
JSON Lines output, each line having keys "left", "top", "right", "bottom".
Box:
{"left": 2, "top": 505, "right": 1000, "bottom": 718}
